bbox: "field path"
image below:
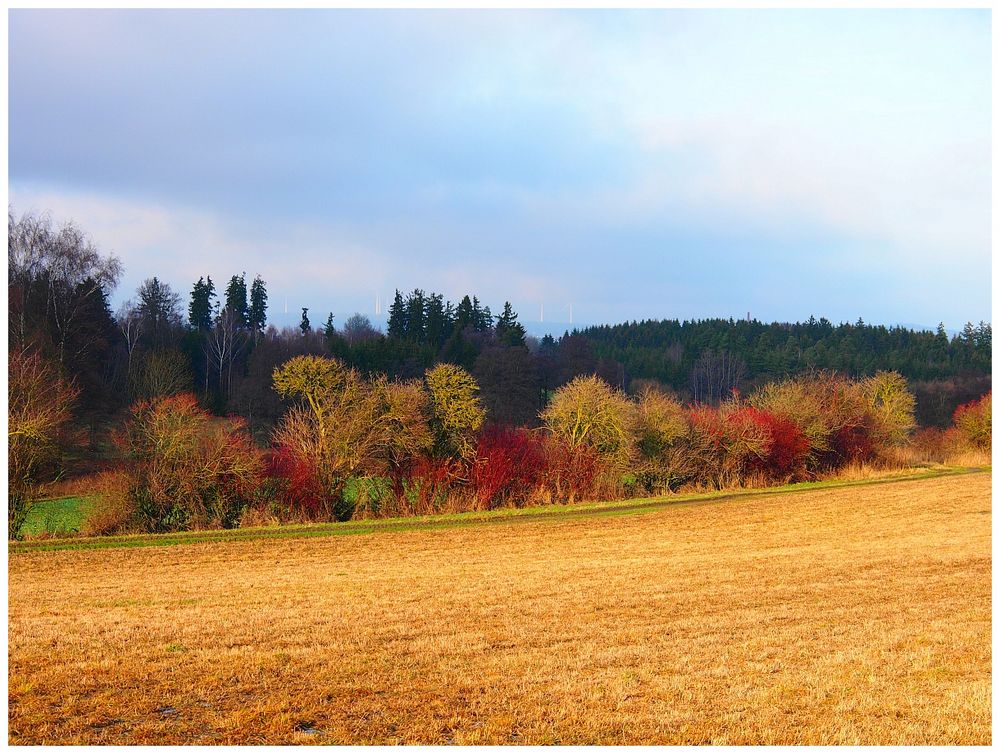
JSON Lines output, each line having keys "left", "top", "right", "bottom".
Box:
{"left": 8, "top": 473, "right": 991, "bottom": 744}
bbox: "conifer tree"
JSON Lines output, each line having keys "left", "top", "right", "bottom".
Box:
{"left": 387, "top": 290, "right": 407, "bottom": 339}
{"left": 405, "top": 289, "right": 426, "bottom": 341}
{"left": 494, "top": 301, "right": 526, "bottom": 347}
{"left": 455, "top": 295, "right": 475, "bottom": 330}
{"left": 188, "top": 276, "right": 216, "bottom": 331}
{"left": 248, "top": 275, "right": 268, "bottom": 335}
{"left": 300, "top": 307, "right": 311, "bottom": 336}
{"left": 224, "top": 273, "right": 249, "bottom": 328}
{"left": 425, "top": 292, "right": 449, "bottom": 348}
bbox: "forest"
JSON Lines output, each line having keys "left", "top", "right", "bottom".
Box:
{"left": 7, "top": 209, "right": 993, "bottom": 538}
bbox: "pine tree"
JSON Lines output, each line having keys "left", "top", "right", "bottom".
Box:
{"left": 479, "top": 305, "right": 493, "bottom": 332}
{"left": 974, "top": 321, "right": 992, "bottom": 353}
{"left": 471, "top": 296, "right": 485, "bottom": 331}
{"left": 188, "top": 277, "right": 216, "bottom": 331}
{"left": 249, "top": 275, "right": 268, "bottom": 335}
{"left": 387, "top": 289, "right": 407, "bottom": 339}
{"left": 455, "top": 295, "right": 475, "bottom": 330}
{"left": 443, "top": 300, "right": 456, "bottom": 340}
{"left": 494, "top": 301, "right": 526, "bottom": 347}
{"left": 224, "top": 273, "right": 249, "bottom": 328}
{"left": 324, "top": 313, "right": 336, "bottom": 340}
{"left": 425, "top": 292, "right": 450, "bottom": 349}
{"left": 405, "top": 289, "right": 426, "bottom": 341}
{"left": 300, "top": 307, "right": 311, "bottom": 336}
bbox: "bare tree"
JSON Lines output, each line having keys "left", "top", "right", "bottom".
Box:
{"left": 342, "top": 313, "right": 380, "bottom": 345}
{"left": 206, "top": 308, "right": 248, "bottom": 402}
{"left": 691, "top": 349, "right": 746, "bottom": 404}
{"left": 116, "top": 300, "right": 143, "bottom": 399}
{"left": 8, "top": 209, "right": 122, "bottom": 363}
{"left": 133, "top": 349, "right": 193, "bottom": 400}
{"left": 8, "top": 349, "right": 79, "bottom": 538}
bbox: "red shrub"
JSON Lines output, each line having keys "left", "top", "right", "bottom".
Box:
{"left": 471, "top": 426, "right": 546, "bottom": 509}
{"left": 727, "top": 407, "right": 809, "bottom": 480}
{"left": 830, "top": 425, "right": 875, "bottom": 464}
{"left": 263, "top": 446, "right": 327, "bottom": 520}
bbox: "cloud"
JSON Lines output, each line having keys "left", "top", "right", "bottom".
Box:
{"left": 8, "top": 9, "right": 991, "bottom": 329}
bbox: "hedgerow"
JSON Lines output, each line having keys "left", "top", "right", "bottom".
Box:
{"left": 80, "top": 366, "right": 924, "bottom": 534}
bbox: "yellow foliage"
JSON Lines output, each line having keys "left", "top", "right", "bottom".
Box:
{"left": 424, "top": 364, "right": 485, "bottom": 459}
{"left": 541, "top": 375, "right": 634, "bottom": 462}
{"left": 861, "top": 371, "right": 917, "bottom": 447}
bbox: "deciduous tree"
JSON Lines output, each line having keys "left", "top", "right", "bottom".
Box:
{"left": 8, "top": 350, "right": 78, "bottom": 539}
{"left": 425, "top": 363, "right": 485, "bottom": 459}
{"left": 541, "top": 375, "right": 634, "bottom": 463}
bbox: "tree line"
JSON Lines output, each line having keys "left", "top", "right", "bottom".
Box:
{"left": 8, "top": 208, "right": 993, "bottom": 539}
{"left": 8, "top": 207, "right": 991, "bottom": 439}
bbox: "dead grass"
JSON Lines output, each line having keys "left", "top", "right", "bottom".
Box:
{"left": 8, "top": 473, "right": 991, "bottom": 744}
{"left": 821, "top": 460, "right": 923, "bottom": 482}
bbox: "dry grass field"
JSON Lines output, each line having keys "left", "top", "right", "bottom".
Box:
{"left": 8, "top": 472, "right": 991, "bottom": 745}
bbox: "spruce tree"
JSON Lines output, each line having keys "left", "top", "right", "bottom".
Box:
{"left": 206, "top": 276, "right": 217, "bottom": 323}
{"left": 495, "top": 301, "right": 527, "bottom": 347}
{"left": 454, "top": 295, "right": 474, "bottom": 330}
{"left": 424, "top": 293, "right": 447, "bottom": 348}
{"left": 188, "top": 277, "right": 216, "bottom": 331}
{"left": 188, "top": 276, "right": 218, "bottom": 331}
{"left": 300, "top": 307, "right": 311, "bottom": 336}
{"left": 225, "top": 273, "right": 249, "bottom": 328}
{"left": 405, "top": 289, "right": 426, "bottom": 341}
{"left": 249, "top": 275, "right": 268, "bottom": 335}
{"left": 387, "top": 290, "right": 407, "bottom": 339}
{"left": 471, "top": 296, "right": 483, "bottom": 330}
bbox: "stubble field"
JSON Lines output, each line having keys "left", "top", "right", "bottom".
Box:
{"left": 8, "top": 472, "right": 991, "bottom": 744}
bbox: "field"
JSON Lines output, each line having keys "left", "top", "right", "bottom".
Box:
{"left": 8, "top": 472, "right": 991, "bottom": 745}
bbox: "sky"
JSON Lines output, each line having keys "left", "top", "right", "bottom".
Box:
{"left": 8, "top": 9, "right": 992, "bottom": 332}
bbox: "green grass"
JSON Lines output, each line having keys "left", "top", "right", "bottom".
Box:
{"left": 9, "top": 464, "right": 987, "bottom": 555}
{"left": 19, "top": 496, "right": 94, "bottom": 538}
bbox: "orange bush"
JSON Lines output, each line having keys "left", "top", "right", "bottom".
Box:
{"left": 953, "top": 392, "right": 991, "bottom": 450}
{"left": 112, "top": 393, "right": 263, "bottom": 532}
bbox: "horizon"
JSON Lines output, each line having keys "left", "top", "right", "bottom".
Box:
{"left": 258, "top": 305, "right": 973, "bottom": 340}
{"left": 10, "top": 9, "right": 991, "bottom": 328}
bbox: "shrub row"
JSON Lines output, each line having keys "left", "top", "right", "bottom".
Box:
{"left": 88, "top": 363, "right": 953, "bottom": 534}
{"left": 543, "top": 370, "right": 917, "bottom": 495}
